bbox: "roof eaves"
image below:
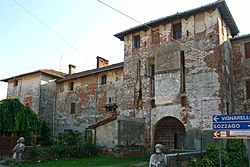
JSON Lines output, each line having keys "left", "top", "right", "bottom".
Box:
{"left": 114, "top": 0, "right": 239, "bottom": 41}
{"left": 56, "top": 62, "right": 124, "bottom": 83}
{"left": 230, "top": 34, "right": 250, "bottom": 41}
{"left": 1, "top": 69, "right": 66, "bottom": 82}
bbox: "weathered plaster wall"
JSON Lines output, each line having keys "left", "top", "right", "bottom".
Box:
{"left": 118, "top": 116, "right": 145, "bottom": 147}
{"left": 55, "top": 68, "right": 123, "bottom": 133}
{"left": 96, "top": 120, "right": 118, "bottom": 147}
{"left": 7, "top": 73, "right": 41, "bottom": 114}
{"left": 122, "top": 8, "right": 230, "bottom": 150}
{"left": 39, "top": 74, "right": 57, "bottom": 127}
{"left": 231, "top": 38, "right": 250, "bottom": 114}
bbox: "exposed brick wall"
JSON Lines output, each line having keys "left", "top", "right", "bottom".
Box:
{"left": 121, "top": 8, "right": 231, "bottom": 150}
{"left": 231, "top": 38, "right": 250, "bottom": 114}
{"left": 55, "top": 68, "right": 123, "bottom": 133}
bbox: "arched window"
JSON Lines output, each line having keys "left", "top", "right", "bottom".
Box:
{"left": 101, "top": 75, "right": 107, "bottom": 85}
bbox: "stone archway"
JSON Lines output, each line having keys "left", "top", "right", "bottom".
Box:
{"left": 154, "top": 116, "right": 185, "bottom": 150}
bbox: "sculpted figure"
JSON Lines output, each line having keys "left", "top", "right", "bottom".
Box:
{"left": 149, "top": 144, "right": 167, "bottom": 167}
{"left": 13, "top": 137, "right": 25, "bottom": 160}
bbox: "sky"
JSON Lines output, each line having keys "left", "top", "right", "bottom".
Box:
{"left": 0, "top": 0, "right": 249, "bottom": 100}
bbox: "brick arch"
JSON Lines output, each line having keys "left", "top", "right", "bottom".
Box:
{"left": 154, "top": 116, "right": 185, "bottom": 151}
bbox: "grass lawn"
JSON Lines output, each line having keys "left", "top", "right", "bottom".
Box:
{"left": 14, "top": 156, "right": 149, "bottom": 167}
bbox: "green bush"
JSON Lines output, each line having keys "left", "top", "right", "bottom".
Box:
{"left": 50, "top": 131, "right": 97, "bottom": 158}
{"left": 57, "top": 131, "right": 82, "bottom": 146}
{"left": 29, "top": 145, "right": 44, "bottom": 159}
{"left": 50, "top": 145, "right": 65, "bottom": 157}
{"left": 189, "top": 143, "right": 229, "bottom": 167}
{"left": 226, "top": 139, "right": 245, "bottom": 164}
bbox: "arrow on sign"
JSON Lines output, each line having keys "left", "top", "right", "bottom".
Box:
{"left": 214, "top": 131, "right": 220, "bottom": 137}
{"left": 213, "top": 116, "right": 219, "bottom": 122}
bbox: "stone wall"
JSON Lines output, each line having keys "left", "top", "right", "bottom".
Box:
{"left": 39, "top": 74, "right": 57, "bottom": 128}
{"left": 121, "top": 8, "right": 232, "bottom": 150}
{"left": 7, "top": 73, "right": 41, "bottom": 114}
{"left": 55, "top": 68, "right": 123, "bottom": 134}
{"left": 231, "top": 38, "right": 250, "bottom": 114}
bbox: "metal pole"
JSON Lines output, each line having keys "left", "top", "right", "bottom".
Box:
{"left": 200, "top": 99, "right": 203, "bottom": 157}
{"left": 247, "top": 139, "right": 250, "bottom": 167}
{"left": 219, "top": 140, "right": 222, "bottom": 167}
{"left": 242, "top": 139, "right": 244, "bottom": 167}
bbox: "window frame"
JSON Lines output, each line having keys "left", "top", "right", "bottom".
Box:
{"left": 13, "top": 80, "right": 18, "bottom": 87}
{"left": 152, "top": 29, "right": 160, "bottom": 44}
{"left": 70, "top": 102, "right": 75, "bottom": 114}
{"left": 101, "top": 75, "right": 107, "bottom": 85}
{"left": 69, "top": 82, "right": 74, "bottom": 91}
{"left": 246, "top": 80, "right": 250, "bottom": 99}
{"left": 133, "top": 35, "right": 140, "bottom": 49}
{"left": 244, "top": 42, "right": 250, "bottom": 59}
{"left": 173, "top": 23, "right": 182, "bottom": 40}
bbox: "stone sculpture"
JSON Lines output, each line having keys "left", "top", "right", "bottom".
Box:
{"left": 12, "top": 137, "right": 25, "bottom": 160}
{"left": 149, "top": 144, "right": 168, "bottom": 167}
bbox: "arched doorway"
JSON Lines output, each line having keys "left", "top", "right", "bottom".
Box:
{"left": 154, "top": 116, "right": 185, "bottom": 150}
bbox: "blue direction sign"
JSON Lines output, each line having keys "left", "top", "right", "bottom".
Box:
{"left": 213, "top": 114, "right": 250, "bottom": 131}
{"left": 213, "top": 114, "right": 250, "bottom": 123}
{"left": 213, "top": 122, "right": 250, "bottom": 130}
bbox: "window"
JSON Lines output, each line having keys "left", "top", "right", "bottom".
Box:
{"left": 246, "top": 80, "right": 250, "bottom": 99}
{"left": 14, "top": 80, "right": 18, "bottom": 87}
{"left": 101, "top": 75, "right": 107, "bottom": 85}
{"left": 133, "top": 35, "right": 140, "bottom": 48}
{"left": 152, "top": 29, "right": 160, "bottom": 44}
{"left": 245, "top": 42, "right": 250, "bottom": 58}
{"left": 69, "top": 82, "right": 74, "bottom": 91}
{"left": 173, "top": 23, "right": 182, "bottom": 40}
{"left": 70, "top": 103, "right": 75, "bottom": 114}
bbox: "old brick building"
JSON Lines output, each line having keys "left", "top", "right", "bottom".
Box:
{"left": 113, "top": 0, "right": 240, "bottom": 151}
{"left": 2, "top": 0, "right": 250, "bottom": 154}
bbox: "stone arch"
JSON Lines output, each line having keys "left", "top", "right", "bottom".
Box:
{"left": 154, "top": 116, "right": 185, "bottom": 151}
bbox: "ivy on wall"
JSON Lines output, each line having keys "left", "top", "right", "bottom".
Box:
{"left": 0, "top": 98, "right": 51, "bottom": 145}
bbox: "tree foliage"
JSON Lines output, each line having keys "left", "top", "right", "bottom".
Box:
{"left": 0, "top": 98, "right": 51, "bottom": 145}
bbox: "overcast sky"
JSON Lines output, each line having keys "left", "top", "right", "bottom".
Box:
{"left": 0, "top": 0, "right": 249, "bottom": 100}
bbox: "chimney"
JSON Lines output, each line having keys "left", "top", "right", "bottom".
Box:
{"left": 97, "top": 56, "right": 109, "bottom": 68}
{"left": 68, "top": 64, "right": 76, "bottom": 74}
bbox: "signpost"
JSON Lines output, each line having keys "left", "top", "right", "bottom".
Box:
{"left": 213, "top": 114, "right": 250, "bottom": 167}
{"left": 213, "top": 114, "right": 250, "bottom": 139}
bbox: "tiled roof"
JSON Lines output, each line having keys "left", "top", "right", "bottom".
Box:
{"left": 230, "top": 34, "right": 250, "bottom": 41}
{"left": 1, "top": 69, "right": 66, "bottom": 82}
{"left": 86, "top": 115, "right": 118, "bottom": 129}
{"left": 114, "top": 0, "right": 239, "bottom": 41}
{"left": 56, "top": 62, "right": 124, "bottom": 83}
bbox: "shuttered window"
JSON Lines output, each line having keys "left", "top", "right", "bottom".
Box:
{"left": 246, "top": 80, "right": 250, "bottom": 99}
{"left": 245, "top": 42, "right": 250, "bottom": 58}
{"left": 71, "top": 103, "right": 75, "bottom": 114}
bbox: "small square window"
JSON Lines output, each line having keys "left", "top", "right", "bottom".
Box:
{"left": 69, "top": 82, "right": 74, "bottom": 91}
{"left": 245, "top": 42, "right": 250, "bottom": 58}
{"left": 101, "top": 75, "right": 107, "bottom": 85}
{"left": 133, "top": 35, "right": 140, "bottom": 49}
{"left": 14, "top": 80, "right": 18, "bottom": 87}
{"left": 173, "top": 23, "right": 182, "bottom": 40}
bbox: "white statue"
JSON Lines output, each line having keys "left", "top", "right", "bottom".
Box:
{"left": 149, "top": 144, "right": 168, "bottom": 167}
{"left": 13, "top": 137, "right": 25, "bottom": 160}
